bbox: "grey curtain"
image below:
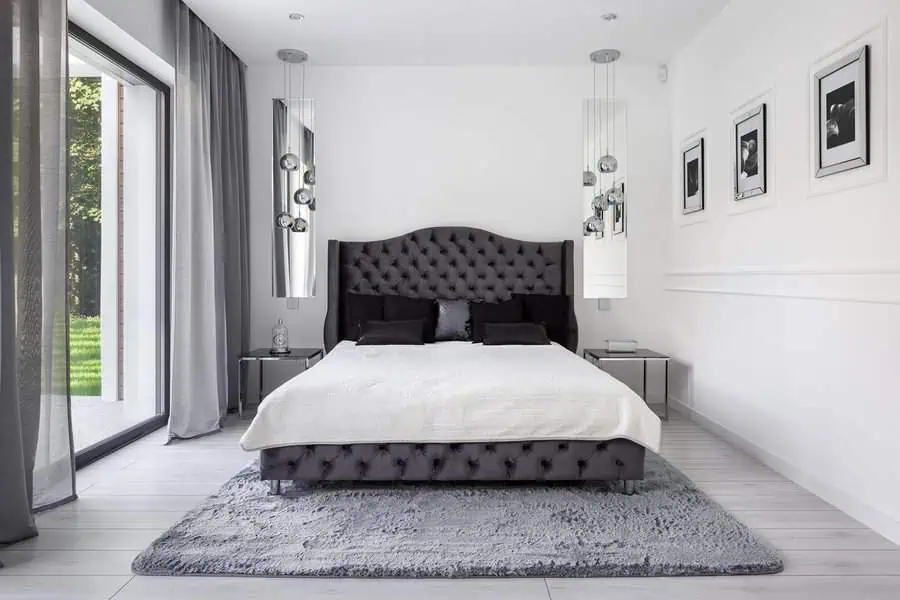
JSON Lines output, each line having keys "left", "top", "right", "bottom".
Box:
{"left": 1, "top": 0, "right": 74, "bottom": 550}
{"left": 169, "top": 3, "right": 249, "bottom": 439}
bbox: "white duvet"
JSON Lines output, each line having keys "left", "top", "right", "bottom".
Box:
{"left": 240, "top": 341, "right": 661, "bottom": 452}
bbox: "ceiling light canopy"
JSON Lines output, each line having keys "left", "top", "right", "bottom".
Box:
{"left": 277, "top": 48, "right": 308, "bottom": 64}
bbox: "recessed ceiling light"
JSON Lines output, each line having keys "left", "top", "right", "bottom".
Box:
{"left": 288, "top": 13, "right": 304, "bottom": 21}
{"left": 602, "top": 13, "right": 618, "bottom": 22}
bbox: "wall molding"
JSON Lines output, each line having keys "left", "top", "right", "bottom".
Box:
{"left": 666, "top": 266, "right": 900, "bottom": 277}
{"left": 669, "top": 396, "right": 900, "bottom": 547}
{"left": 664, "top": 286, "right": 900, "bottom": 306}
{"left": 664, "top": 266, "right": 900, "bottom": 305}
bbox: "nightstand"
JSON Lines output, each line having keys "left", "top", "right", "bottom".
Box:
{"left": 237, "top": 348, "right": 323, "bottom": 418}
{"left": 583, "top": 348, "right": 670, "bottom": 420}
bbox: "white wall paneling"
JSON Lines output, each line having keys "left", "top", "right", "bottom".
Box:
{"left": 666, "top": 0, "right": 900, "bottom": 544}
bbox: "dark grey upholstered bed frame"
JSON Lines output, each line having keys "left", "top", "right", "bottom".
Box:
{"left": 261, "top": 227, "right": 646, "bottom": 494}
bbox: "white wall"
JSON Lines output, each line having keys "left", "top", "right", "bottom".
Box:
{"left": 246, "top": 66, "right": 671, "bottom": 385}
{"left": 80, "top": 0, "right": 176, "bottom": 65}
{"left": 666, "top": 0, "right": 900, "bottom": 542}
{"left": 69, "top": 0, "right": 175, "bottom": 85}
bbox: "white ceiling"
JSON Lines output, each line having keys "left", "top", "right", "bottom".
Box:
{"left": 182, "top": 0, "right": 729, "bottom": 66}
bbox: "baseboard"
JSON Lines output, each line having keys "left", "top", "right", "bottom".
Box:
{"left": 669, "top": 396, "right": 900, "bottom": 547}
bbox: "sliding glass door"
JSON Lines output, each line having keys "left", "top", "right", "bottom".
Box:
{"left": 67, "top": 24, "right": 170, "bottom": 465}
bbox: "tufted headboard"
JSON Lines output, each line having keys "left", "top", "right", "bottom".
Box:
{"left": 323, "top": 227, "right": 577, "bottom": 352}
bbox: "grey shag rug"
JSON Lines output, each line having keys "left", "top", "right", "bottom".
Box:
{"left": 132, "top": 454, "right": 782, "bottom": 577}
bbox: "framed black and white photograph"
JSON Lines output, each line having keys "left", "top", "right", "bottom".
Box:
{"left": 682, "top": 138, "right": 704, "bottom": 214}
{"left": 734, "top": 103, "right": 766, "bottom": 200}
{"left": 613, "top": 180, "right": 625, "bottom": 235}
{"left": 815, "top": 45, "right": 869, "bottom": 178}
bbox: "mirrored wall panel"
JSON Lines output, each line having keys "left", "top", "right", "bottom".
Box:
{"left": 583, "top": 99, "right": 627, "bottom": 299}
{"left": 273, "top": 98, "right": 316, "bottom": 298}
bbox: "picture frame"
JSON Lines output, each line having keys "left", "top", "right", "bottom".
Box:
{"left": 733, "top": 103, "right": 766, "bottom": 200}
{"left": 682, "top": 138, "right": 704, "bottom": 214}
{"left": 814, "top": 45, "right": 869, "bottom": 178}
{"left": 613, "top": 180, "right": 626, "bottom": 235}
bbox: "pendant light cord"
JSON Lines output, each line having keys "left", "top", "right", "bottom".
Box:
{"left": 612, "top": 59, "right": 616, "bottom": 160}
{"left": 605, "top": 61, "right": 610, "bottom": 159}
{"left": 593, "top": 63, "right": 598, "bottom": 197}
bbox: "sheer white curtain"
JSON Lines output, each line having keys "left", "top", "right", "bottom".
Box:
{"left": 1, "top": 0, "right": 74, "bottom": 549}
{"left": 169, "top": 3, "right": 249, "bottom": 439}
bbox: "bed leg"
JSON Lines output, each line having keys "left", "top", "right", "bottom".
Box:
{"left": 269, "top": 480, "right": 282, "bottom": 496}
{"left": 622, "top": 480, "right": 636, "bottom": 495}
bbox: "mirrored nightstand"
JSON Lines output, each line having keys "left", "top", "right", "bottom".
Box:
{"left": 237, "top": 348, "right": 323, "bottom": 418}
{"left": 583, "top": 348, "right": 670, "bottom": 420}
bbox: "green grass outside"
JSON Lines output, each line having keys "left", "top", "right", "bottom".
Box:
{"left": 69, "top": 315, "right": 101, "bottom": 396}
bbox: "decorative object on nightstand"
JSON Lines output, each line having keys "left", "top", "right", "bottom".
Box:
{"left": 583, "top": 348, "right": 670, "bottom": 420}
{"left": 238, "top": 348, "right": 324, "bottom": 417}
{"left": 270, "top": 318, "right": 290, "bottom": 355}
{"left": 605, "top": 338, "right": 637, "bottom": 353}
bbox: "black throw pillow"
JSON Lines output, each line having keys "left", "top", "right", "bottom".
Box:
{"left": 518, "top": 293, "right": 569, "bottom": 345}
{"left": 469, "top": 295, "right": 524, "bottom": 342}
{"left": 344, "top": 293, "right": 385, "bottom": 341}
{"left": 482, "top": 322, "right": 551, "bottom": 346}
{"left": 434, "top": 299, "right": 471, "bottom": 341}
{"left": 383, "top": 295, "right": 437, "bottom": 343}
{"left": 357, "top": 319, "right": 426, "bottom": 346}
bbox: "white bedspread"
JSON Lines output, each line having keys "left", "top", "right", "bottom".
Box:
{"left": 239, "top": 341, "right": 661, "bottom": 452}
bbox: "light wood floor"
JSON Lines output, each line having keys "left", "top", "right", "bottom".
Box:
{"left": 2, "top": 413, "right": 899, "bottom": 599}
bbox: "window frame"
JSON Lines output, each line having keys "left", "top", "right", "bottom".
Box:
{"left": 68, "top": 21, "right": 172, "bottom": 469}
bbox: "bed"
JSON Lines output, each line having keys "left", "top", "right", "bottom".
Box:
{"left": 241, "top": 227, "right": 661, "bottom": 494}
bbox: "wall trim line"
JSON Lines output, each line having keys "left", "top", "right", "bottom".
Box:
{"left": 663, "top": 286, "right": 900, "bottom": 306}
{"left": 666, "top": 266, "right": 900, "bottom": 277}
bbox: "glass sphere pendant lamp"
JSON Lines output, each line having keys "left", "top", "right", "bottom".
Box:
{"left": 583, "top": 215, "right": 604, "bottom": 236}
{"left": 294, "top": 188, "right": 313, "bottom": 206}
{"left": 592, "top": 193, "right": 609, "bottom": 214}
{"left": 275, "top": 212, "right": 295, "bottom": 229}
{"left": 606, "top": 186, "right": 625, "bottom": 206}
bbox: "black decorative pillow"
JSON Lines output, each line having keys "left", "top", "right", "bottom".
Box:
{"left": 344, "top": 293, "right": 384, "bottom": 341}
{"left": 357, "top": 320, "right": 426, "bottom": 345}
{"left": 469, "top": 295, "right": 524, "bottom": 342}
{"left": 482, "top": 323, "right": 550, "bottom": 346}
{"left": 518, "top": 294, "right": 568, "bottom": 345}
{"left": 383, "top": 295, "right": 437, "bottom": 343}
{"left": 435, "top": 299, "right": 471, "bottom": 341}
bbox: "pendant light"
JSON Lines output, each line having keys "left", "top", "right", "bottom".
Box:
{"left": 591, "top": 49, "right": 620, "bottom": 174}
{"left": 277, "top": 48, "right": 312, "bottom": 233}
{"left": 583, "top": 214, "right": 604, "bottom": 236}
{"left": 275, "top": 212, "right": 295, "bottom": 229}
{"left": 277, "top": 49, "right": 307, "bottom": 171}
{"left": 583, "top": 46, "right": 622, "bottom": 237}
